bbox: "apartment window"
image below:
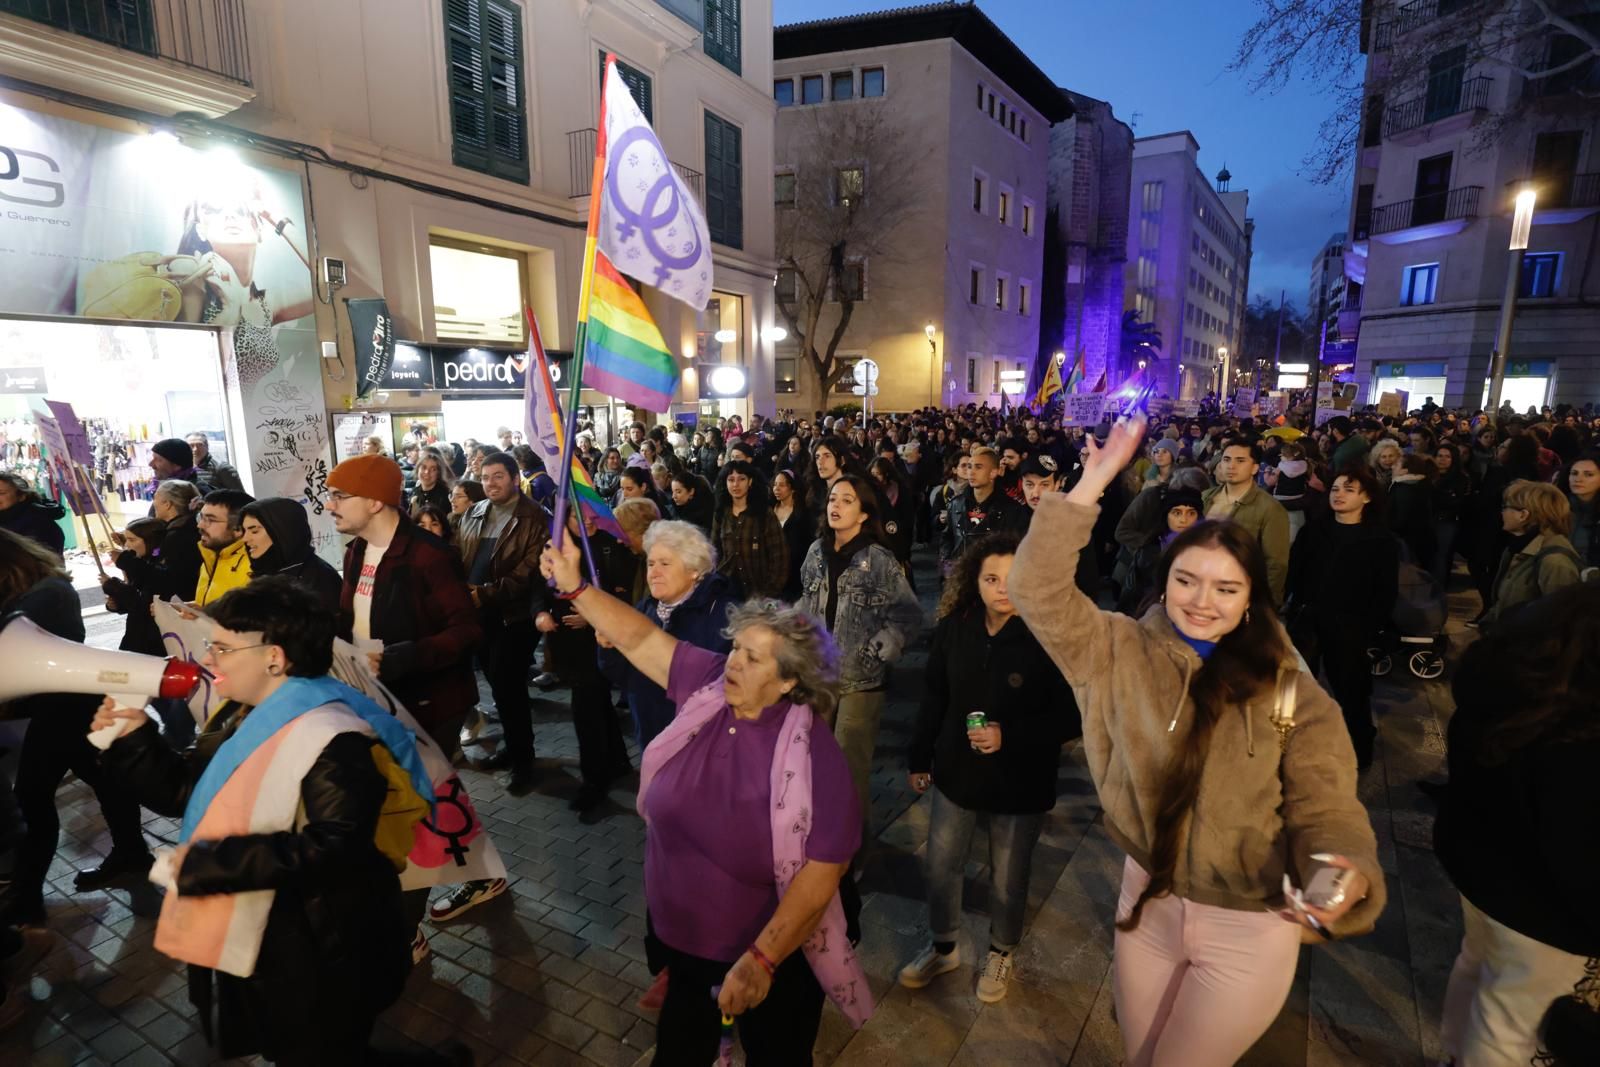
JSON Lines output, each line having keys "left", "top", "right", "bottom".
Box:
{"left": 775, "top": 267, "right": 798, "bottom": 303}
{"left": 1521, "top": 252, "right": 1561, "bottom": 298}
{"left": 431, "top": 237, "right": 528, "bottom": 344}
{"left": 831, "top": 71, "right": 853, "bottom": 101}
{"left": 774, "top": 79, "right": 794, "bottom": 106}
{"left": 967, "top": 357, "right": 978, "bottom": 392}
{"left": 992, "top": 359, "right": 1002, "bottom": 394}
{"left": 1021, "top": 200, "right": 1035, "bottom": 236}
{"left": 835, "top": 259, "right": 865, "bottom": 301}
{"left": 997, "top": 188, "right": 1011, "bottom": 225}
{"left": 972, "top": 171, "right": 987, "bottom": 213}
{"left": 602, "top": 52, "right": 655, "bottom": 123}
{"left": 704, "top": 112, "right": 743, "bottom": 249}
{"left": 1142, "top": 181, "right": 1164, "bottom": 214}
{"left": 835, "top": 165, "right": 865, "bottom": 207}
{"left": 994, "top": 273, "right": 1008, "bottom": 310}
{"left": 862, "top": 67, "right": 885, "bottom": 97}
{"left": 1008, "top": 112, "right": 1017, "bottom": 134}
{"left": 1018, "top": 281, "right": 1031, "bottom": 317}
{"left": 1189, "top": 268, "right": 1197, "bottom": 289}
{"left": 1401, "top": 262, "right": 1440, "bottom": 306}
{"left": 703, "top": 0, "right": 740, "bottom": 74}
{"left": 997, "top": 101, "right": 1007, "bottom": 126}
{"left": 801, "top": 75, "right": 823, "bottom": 104}
{"left": 447, "top": 0, "right": 529, "bottom": 183}
{"left": 976, "top": 83, "right": 984, "bottom": 109}
{"left": 1019, "top": 118, "right": 1027, "bottom": 142}
{"left": 969, "top": 266, "right": 983, "bottom": 304}
{"left": 775, "top": 357, "right": 797, "bottom": 393}
{"left": 987, "top": 91, "right": 995, "bottom": 117}
{"left": 774, "top": 171, "right": 796, "bottom": 207}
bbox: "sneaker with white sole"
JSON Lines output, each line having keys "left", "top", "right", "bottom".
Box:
{"left": 428, "top": 878, "right": 508, "bottom": 922}
{"left": 976, "top": 950, "right": 1013, "bottom": 1003}
{"left": 411, "top": 929, "right": 431, "bottom": 965}
{"left": 898, "top": 944, "right": 960, "bottom": 989}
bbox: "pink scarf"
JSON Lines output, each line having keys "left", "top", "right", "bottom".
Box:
{"left": 638, "top": 680, "right": 874, "bottom": 1029}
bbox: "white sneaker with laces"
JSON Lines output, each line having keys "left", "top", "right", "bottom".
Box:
{"left": 976, "top": 950, "right": 1013, "bottom": 1003}
{"left": 898, "top": 944, "right": 960, "bottom": 989}
{"left": 428, "top": 877, "right": 509, "bottom": 922}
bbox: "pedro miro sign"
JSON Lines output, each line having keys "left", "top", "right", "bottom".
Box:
{"left": 434, "top": 348, "right": 528, "bottom": 391}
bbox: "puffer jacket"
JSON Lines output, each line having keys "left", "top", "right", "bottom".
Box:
{"left": 799, "top": 534, "right": 922, "bottom": 694}
{"left": 0, "top": 496, "right": 65, "bottom": 556}
{"left": 1010, "top": 496, "right": 1386, "bottom": 937}
{"left": 195, "top": 539, "right": 252, "bottom": 607}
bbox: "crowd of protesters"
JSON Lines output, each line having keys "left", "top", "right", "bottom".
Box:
{"left": 0, "top": 393, "right": 1595, "bottom": 1065}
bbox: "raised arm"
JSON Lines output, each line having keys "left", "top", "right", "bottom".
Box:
{"left": 541, "top": 536, "right": 677, "bottom": 689}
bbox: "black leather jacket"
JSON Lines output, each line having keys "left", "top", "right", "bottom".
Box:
{"left": 101, "top": 703, "right": 409, "bottom": 1058}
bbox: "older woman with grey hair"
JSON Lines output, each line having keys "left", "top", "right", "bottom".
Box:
{"left": 1369, "top": 437, "right": 1403, "bottom": 489}
{"left": 602, "top": 520, "right": 740, "bottom": 750}
{"left": 541, "top": 535, "right": 874, "bottom": 1062}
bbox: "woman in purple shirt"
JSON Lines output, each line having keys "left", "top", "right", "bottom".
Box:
{"left": 540, "top": 536, "right": 872, "bottom": 1064}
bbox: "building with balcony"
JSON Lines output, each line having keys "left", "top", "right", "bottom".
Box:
{"left": 1343, "top": 0, "right": 1600, "bottom": 410}
{"left": 0, "top": 0, "right": 778, "bottom": 458}
{"left": 772, "top": 2, "right": 1071, "bottom": 413}
{"left": 1310, "top": 231, "right": 1348, "bottom": 340}
{"left": 1125, "top": 132, "right": 1253, "bottom": 401}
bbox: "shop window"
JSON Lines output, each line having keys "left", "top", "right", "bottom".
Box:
{"left": 704, "top": 112, "right": 743, "bottom": 249}
{"left": 774, "top": 79, "right": 794, "bottom": 106}
{"left": 696, "top": 291, "right": 745, "bottom": 363}
{"left": 429, "top": 238, "right": 527, "bottom": 345}
{"left": 831, "top": 71, "right": 853, "bottom": 101}
{"left": 602, "top": 52, "right": 654, "bottom": 122}
{"left": 802, "top": 75, "right": 823, "bottom": 104}
{"left": 1520, "top": 252, "right": 1561, "bottom": 298}
{"left": 703, "top": 0, "right": 740, "bottom": 74}
{"left": 775, "top": 357, "right": 797, "bottom": 393}
{"left": 862, "top": 67, "right": 885, "bottom": 97}
{"left": 447, "top": 0, "right": 528, "bottom": 183}
{"left": 1401, "top": 262, "right": 1439, "bottom": 306}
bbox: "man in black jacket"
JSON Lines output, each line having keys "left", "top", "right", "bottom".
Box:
{"left": 947, "top": 448, "right": 1025, "bottom": 563}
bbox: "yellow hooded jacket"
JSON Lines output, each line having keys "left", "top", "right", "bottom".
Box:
{"left": 195, "top": 539, "right": 252, "bottom": 607}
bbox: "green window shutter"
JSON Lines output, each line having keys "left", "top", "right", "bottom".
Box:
{"left": 600, "top": 52, "right": 654, "bottom": 123}
{"left": 704, "top": 112, "right": 742, "bottom": 249}
{"left": 703, "top": 0, "right": 741, "bottom": 75}
{"left": 447, "top": 0, "right": 527, "bottom": 184}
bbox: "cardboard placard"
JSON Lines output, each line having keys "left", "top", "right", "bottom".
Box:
{"left": 1377, "top": 390, "right": 1407, "bottom": 417}
{"left": 1062, "top": 393, "right": 1106, "bottom": 426}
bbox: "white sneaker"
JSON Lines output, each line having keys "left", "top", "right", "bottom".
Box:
{"left": 976, "top": 950, "right": 1013, "bottom": 1003}
{"left": 428, "top": 878, "right": 508, "bottom": 921}
{"left": 898, "top": 944, "right": 960, "bottom": 989}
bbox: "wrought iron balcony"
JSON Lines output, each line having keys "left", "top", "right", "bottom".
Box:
{"left": 0, "top": 0, "right": 251, "bottom": 85}
{"left": 1503, "top": 173, "right": 1600, "bottom": 210}
{"left": 1369, "top": 186, "right": 1482, "bottom": 236}
{"left": 1373, "top": 0, "right": 1472, "bottom": 51}
{"left": 566, "top": 127, "right": 703, "bottom": 203}
{"left": 1384, "top": 72, "right": 1490, "bottom": 137}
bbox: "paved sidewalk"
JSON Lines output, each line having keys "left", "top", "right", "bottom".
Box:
{"left": 0, "top": 557, "right": 1471, "bottom": 1066}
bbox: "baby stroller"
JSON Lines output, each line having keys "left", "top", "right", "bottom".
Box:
{"left": 1369, "top": 557, "right": 1448, "bottom": 680}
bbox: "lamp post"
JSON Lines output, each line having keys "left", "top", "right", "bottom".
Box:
{"left": 1487, "top": 186, "right": 1536, "bottom": 415}
{"left": 925, "top": 321, "right": 938, "bottom": 407}
{"left": 1218, "top": 346, "right": 1229, "bottom": 399}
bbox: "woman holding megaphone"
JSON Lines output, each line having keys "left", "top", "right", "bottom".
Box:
{"left": 0, "top": 529, "right": 153, "bottom": 929}
{"left": 90, "top": 576, "right": 432, "bottom": 1062}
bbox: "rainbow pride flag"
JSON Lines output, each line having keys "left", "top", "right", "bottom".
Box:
{"left": 523, "top": 310, "right": 625, "bottom": 541}
{"left": 582, "top": 252, "right": 678, "bottom": 412}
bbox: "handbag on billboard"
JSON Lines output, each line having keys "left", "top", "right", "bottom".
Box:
{"left": 79, "top": 253, "right": 209, "bottom": 321}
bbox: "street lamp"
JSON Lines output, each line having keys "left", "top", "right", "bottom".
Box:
{"left": 1487, "top": 185, "right": 1537, "bottom": 414}
{"left": 925, "top": 321, "right": 939, "bottom": 406}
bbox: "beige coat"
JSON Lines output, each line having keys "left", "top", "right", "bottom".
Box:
{"left": 1011, "top": 495, "right": 1386, "bottom": 936}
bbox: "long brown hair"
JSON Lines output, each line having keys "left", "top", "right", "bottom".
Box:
{"left": 937, "top": 531, "right": 1021, "bottom": 620}
{"left": 0, "top": 527, "right": 69, "bottom": 610}
{"left": 1119, "top": 520, "right": 1289, "bottom": 933}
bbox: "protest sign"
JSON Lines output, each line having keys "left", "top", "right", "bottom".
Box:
{"left": 1062, "top": 394, "right": 1105, "bottom": 426}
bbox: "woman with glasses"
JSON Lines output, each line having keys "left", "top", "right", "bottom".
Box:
{"left": 93, "top": 577, "right": 433, "bottom": 1063}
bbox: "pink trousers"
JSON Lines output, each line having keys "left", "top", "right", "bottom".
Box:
{"left": 1113, "top": 855, "right": 1302, "bottom": 1067}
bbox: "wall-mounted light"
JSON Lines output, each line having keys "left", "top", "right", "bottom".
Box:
{"left": 761, "top": 325, "right": 788, "bottom": 343}
{"left": 714, "top": 328, "right": 737, "bottom": 344}
{"left": 924, "top": 322, "right": 936, "bottom": 341}
{"left": 699, "top": 363, "right": 749, "bottom": 398}
{"left": 1054, "top": 351, "right": 1066, "bottom": 365}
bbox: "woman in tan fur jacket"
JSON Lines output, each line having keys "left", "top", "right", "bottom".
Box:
{"left": 1010, "top": 413, "right": 1386, "bottom": 1067}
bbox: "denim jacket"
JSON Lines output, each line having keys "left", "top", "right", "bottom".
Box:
{"left": 799, "top": 539, "right": 923, "bottom": 694}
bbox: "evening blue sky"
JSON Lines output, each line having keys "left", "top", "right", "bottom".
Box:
{"left": 773, "top": 0, "right": 1353, "bottom": 311}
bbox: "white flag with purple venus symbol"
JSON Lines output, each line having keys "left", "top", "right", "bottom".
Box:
{"left": 597, "top": 62, "right": 712, "bottom": 311}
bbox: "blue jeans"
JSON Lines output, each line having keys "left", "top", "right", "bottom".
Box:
{"left": 925, "top": 787, "right": 1045, "bottom": 952}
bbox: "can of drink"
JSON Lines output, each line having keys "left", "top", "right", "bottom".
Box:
{"left": 965, "top": 711, "right": 987, "bottom": 732}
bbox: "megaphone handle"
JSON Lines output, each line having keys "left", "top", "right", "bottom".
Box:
{"left": 86, "top": 694, "right": 151, "bottom": 751}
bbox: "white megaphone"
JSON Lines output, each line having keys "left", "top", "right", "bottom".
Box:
{"left": 0, "top": 611, "right": 203, "bottom": 748}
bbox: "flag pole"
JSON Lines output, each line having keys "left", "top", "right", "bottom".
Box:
{"left": 552, "top": 55, "right": 615, "bottom": 552}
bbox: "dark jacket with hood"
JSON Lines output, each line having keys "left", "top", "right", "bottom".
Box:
{"left": 340, "top": 515, "right": 482, "bottom": 731}
{"left": 0, "top": 495, "right": 66, "bottom": 556}
{"left": 242, "top": 498, "right": 343, "bottom": 614}
{"left": 117, "top": 511, "right": 203, "bottom": 605}
{"left": 102, "top": 519, "right": 168, "bottom": 655}
{"left": 910, "top": 612, "right": 1080, "bottom": 814}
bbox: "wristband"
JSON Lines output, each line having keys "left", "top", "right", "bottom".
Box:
{"left": 747, "top": 944, "right": 777, "bottom": 977}
{"left": 555, "top": 581, "right": 590, "bottom": 601}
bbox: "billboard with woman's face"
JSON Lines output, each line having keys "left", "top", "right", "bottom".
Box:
{"left": 0, "top": 99, "right": 338, "bottom": 558}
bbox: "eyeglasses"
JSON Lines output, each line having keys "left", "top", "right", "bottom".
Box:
{"left": 203, "top": 640, "right": 270, "bottom": 657}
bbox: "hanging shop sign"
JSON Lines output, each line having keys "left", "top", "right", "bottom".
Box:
{"left": 0, "top": 366, "right": 48, "bottom": 394}
{"left": 346, "top": 297, "right": 396, "bottom": 399}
